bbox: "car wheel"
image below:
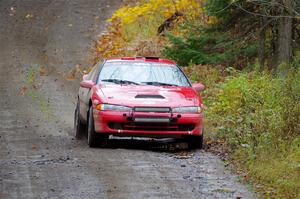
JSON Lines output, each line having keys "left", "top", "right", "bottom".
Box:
{"left": 186, "top": 128, "right": 204, "bottom": 149}
{"left": 74, "top": 102, "right": 85, "bottom": 139}
{"left": 87, "top": 107, "right": 99, "bottom": 147}
{"left": 188, "top": 135, "right": 203, "bottom": 149}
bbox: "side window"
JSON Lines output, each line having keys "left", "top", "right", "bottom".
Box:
{"left": 92, "top": 62, "right": 103, "bottom": 83}
{"left": 86, "top": 64, "right": 98, "bottom": 81}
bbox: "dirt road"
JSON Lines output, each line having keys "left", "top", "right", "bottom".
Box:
{"left": 0, "top": 1, "right": 255, "bottom": 198}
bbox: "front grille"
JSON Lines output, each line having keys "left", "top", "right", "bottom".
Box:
{"left": 134, "top": 107, "right": 171, "bottom": 113}
{"left": 108, "top": 122, "right": 195, "bottom": 132}
{"left": 134, "top": 117, "right": 170, "bottom": 123}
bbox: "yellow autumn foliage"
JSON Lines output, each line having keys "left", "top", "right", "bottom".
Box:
{"left": 93, "top": 0, "right": 208, "bottom": 63}
{"left": 109, "top": 0, "right": 204, "bottom": 26}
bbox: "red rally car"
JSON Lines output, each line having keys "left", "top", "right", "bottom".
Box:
{"left": 74, "top": 57, "right": 205, "bottom": 148}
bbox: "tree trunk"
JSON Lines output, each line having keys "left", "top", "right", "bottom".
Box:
{"left": 258, "top": 17, "right": 267, "bottom": 69}
{"left": 278, "top": 17, "right": 293, "bottom": 65}
{"left": 277, "top": 0, "right": 293, "bottom": 65}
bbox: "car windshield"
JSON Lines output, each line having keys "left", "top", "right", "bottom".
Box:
{"left": 98, "top": 61, "right": 190, "bottom": 87}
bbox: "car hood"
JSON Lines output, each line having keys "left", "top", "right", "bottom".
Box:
{"left": 94, "top": 84, "right": 201, "bottom": 107}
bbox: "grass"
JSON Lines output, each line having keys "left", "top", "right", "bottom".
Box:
{"left": 25, "top": 64, "right": 52, "bottom": 117}
{"left": 246, "top": 144, "right": 300, "bottom": 198}
{"left": 203, "top": 68, "right": 300, "bottom": 198}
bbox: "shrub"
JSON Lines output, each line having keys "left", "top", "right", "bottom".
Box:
{"left": 207, "top": 68, "right": 300, "bottom": 198}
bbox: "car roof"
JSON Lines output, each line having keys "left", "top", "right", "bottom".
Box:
{"left": 106, "top": 57, "right": 177, "bottom": 65}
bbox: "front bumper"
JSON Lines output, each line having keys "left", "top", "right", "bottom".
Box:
{"left": 93, "top": 109, "right": 203, "bottom": 138}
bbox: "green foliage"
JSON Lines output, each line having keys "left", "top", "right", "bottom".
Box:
{"left": 162, "top": 25, "right": 258, "bottom": 66}
{"left": 292, "top": 51, "right": 300, "bottom": 68}
{"left": 205, "top": 0, "right": 231, "bottom": 21}
{"left": 184, "top": 64, "right": 224, "bottom": 88}
{"left": 206, "top": 69, "right": 300, "bottom": 198}
{"left": 26, "top": 64, "right": 39, "bottom": 85}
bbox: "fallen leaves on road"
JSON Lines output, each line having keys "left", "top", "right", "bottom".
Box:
{"left": 25, "top": 13, "right": 34, "bottom": 19}
{"left": 173, "top": 151, "right": 193, "bottom": 159}
{"left": 9, "top": 7, "right": 16, "bottom": 16}
{"left": 39, "top": 67, "right": 48, "bottom": 76}
{"left": 65, "top": 64, "right": 83, "bottom": 81}
{"left": 213, "top": 188, "right": 235, "bottom": 193}
{"left": 20, "top": 85, "right": 28, "bottom": 96}
{"left": 31, "top": 144, "right": 37, "bottom": 150}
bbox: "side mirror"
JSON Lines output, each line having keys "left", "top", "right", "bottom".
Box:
{"left": 82, "top": 74, "right": 88, "bottom": 80}
{"left": 192, "top": 83, "right": 205, "bottom": 92}
{"left": 80, "top": 80, "right": 95, "bottom": 89}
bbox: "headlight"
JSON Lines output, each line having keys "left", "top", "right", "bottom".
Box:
{"left": 95, "top": 104, "right": 132, "bottom": 111}
{"left": 172, "top": 106, "right": 202, "bottom": 113}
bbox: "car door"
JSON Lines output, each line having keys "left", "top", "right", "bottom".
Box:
{"left": 78, "top": 64, "right": 100, "bottom": 122}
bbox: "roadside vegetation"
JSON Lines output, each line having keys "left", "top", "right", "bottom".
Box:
{"left": 20, "top": 64, "right": 52, "bottom": 117}
{"left": 92, "top": 0, "right": 300, "bottom": 198}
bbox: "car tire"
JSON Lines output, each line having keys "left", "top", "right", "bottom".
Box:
{"left": 87, "top": 107, "right": 98, "bottom": 147}
{"left": 186, "top": 128, "right": 204, "bottom": 149}
{"left": 74, "top": 102, "right": 85, "bottom": 140}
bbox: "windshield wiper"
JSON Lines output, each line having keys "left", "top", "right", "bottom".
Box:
{"left": 101, "top": 79, "right": 140, "bottom": 85}
{"left": 141, "top": 81, "right": 178, "bottom": 86}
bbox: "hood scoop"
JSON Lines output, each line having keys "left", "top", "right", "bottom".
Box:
{"left": 135, "top": 94, "right": 165, "bottom": 99}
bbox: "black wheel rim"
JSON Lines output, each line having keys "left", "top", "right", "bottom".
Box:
{"left": 74, "top": 109, "right": 78, "bottom": 135}
{"left": 87, "top": 111, "right": 91, "bottom": 144}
